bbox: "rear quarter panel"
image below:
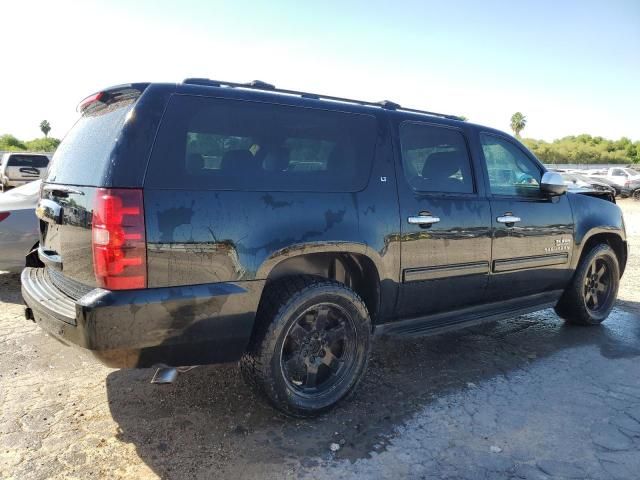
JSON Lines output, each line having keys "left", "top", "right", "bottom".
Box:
{"left": 144, "top": 117, "right": 401, "bottom": 320}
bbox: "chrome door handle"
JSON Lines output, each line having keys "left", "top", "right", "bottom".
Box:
{"left": 497, "top": 215, "right": 521, "bottom": 224}
{"left": 408, "top": 215, "right": 441, "bottom": 225}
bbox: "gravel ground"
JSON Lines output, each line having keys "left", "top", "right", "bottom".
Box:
{"left": 1, "top": 200, "right": 639, "bottom": 480}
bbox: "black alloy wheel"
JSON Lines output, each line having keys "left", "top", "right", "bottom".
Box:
{"left": 583, "top": 257, "right": 613, "bottom": 313}
{"left": 555, "top": 243, "right": 619, "bottom": 325}
{"left": 241, "top": 276, "right": 371, "bottom": 417}
{"left": 280, "top": 303, "right": 357, "bottom": 396}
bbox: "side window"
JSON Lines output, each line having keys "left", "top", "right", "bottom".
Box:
{"left": 480, "top": 134, "right": 542, "bottom": 197}
{"left": 146, "top": 96, "right": 377, "bottom": 192}
{"left": 399, "top": 123, "right": 474, "bottom": 194}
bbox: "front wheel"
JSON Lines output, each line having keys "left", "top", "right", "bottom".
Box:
{"left": 555, "top": 243, "right": 619, "bottom": 325}
{"left": 241, "top": 276, "right": 371, "bottom": 417}
{"left": 633, "top": 189, "right": 640, "bottom": 201}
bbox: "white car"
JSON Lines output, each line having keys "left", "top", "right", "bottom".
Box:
{"left": 594, "top": 167, "right": 640, "bottom": 188}
{"left": 0, "top": 180, "right": 40, "bottom": 271}
{"left": 0, "top": 152, "right": 50, "bottom": 191}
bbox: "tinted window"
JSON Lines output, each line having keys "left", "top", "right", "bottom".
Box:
{"left": 7, "top": 154, "right": 49, "bottom": 168}
{"left": 480, "top": 134, "right": 542, "bottom": 197}
{"left": 146, "top": 96, "right": 377, "bottom": 192}
{"left": 46, "top": 99, "right": 135, "bottom": 185}
{"left": 399, "top": 123, "right": 474, "bottom": 193}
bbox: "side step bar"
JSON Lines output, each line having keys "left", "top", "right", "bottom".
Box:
{"left": 375, "top": 290, "right": 563, "bottom": 338}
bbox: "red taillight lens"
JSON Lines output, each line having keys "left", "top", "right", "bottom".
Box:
{"left": 92, "top": 188, "right": 146, "bottom": 290}
{"left": 0, "top": 211, "right": 10, "bottom": 222}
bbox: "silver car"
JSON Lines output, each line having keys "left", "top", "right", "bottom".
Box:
{"left": 0, "top": 153, "right": 50, "bottom": 191}
{"left": 0, "top": 180, "right": 40, "bottom": 272}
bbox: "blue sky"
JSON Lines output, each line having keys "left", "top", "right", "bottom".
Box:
{"left": 1, "top": 0, "right": 638, "bottom": 141}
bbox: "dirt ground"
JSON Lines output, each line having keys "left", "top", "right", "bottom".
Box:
{"left": 1, "top": 200, "right": 639, "bottom": 480}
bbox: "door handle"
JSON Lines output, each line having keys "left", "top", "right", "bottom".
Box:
{"left": 408, "top": 215, "right": 441, "bottom": 225}
{"left": 497, "top": 215, "right": 521, "bottom": 224}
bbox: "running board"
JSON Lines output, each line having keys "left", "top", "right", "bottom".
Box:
{"left": 375, "top": 290, "right": 563, "bottom": 338}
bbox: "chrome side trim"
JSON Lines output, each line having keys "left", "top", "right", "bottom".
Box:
{"left": 403, "top": 261, "right": 489, "bottom": 282}
{"left": 493, "top": 253, "right": 569, "bottom": 273}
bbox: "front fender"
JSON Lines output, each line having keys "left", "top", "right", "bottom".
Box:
{"left": 568, "top": 192, "right": 626, "bottom": 270}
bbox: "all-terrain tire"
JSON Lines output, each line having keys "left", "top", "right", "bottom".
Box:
{"left": 555, "top": 243, "right": 619, "bottom": 325}
{"left": 240, "top": 275, "right": 371, "bottom": 417}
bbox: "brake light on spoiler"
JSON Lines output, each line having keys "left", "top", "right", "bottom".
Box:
{"left": 77, "top": 92, "right": 105, "bottom": 113}
{"left": 92, "top": 188, "right": 147, "bottom": 290}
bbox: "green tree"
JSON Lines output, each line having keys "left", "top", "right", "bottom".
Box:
{"left": 0, "top": 134, "right": 27, "bottom": 151}
{"left": 25, "top": 137, "right": 60, "bottom": 152}
{"left": 40, "top": 120, "right": 51, "bottom": 138}
{"left": 510, "top": 112, "right": 527, "bottom": 137}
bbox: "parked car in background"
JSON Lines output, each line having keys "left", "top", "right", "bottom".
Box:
{"left": 0, "top": 153, "right": 50, "bottom": 191}
{"left": 591, "top": 167, "right": 640, "bottom": 190}
{"left": 587, "top": 176, "right": 623, "bottom": 197}
{"left": 622, "top": 178, "right": 640, "bottom": 199}
{"left": 558, "top": 172, "right": 617, "bottom": 196}
{"left": 0, "top": 180, "right": 40, "bottom": 271}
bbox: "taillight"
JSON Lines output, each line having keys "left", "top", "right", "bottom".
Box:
{"left": 0, "top": 211, "right": 10, "bottom": 222}
{"left": 92, "top": 188, "right": 146, "bottom": 290}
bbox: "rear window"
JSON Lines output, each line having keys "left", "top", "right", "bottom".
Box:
{"left": 46, "top": 99, "right": 135, "bottom": 185}
{"left": 7, "top": 154, "right": 49, "bottom": 168}
{"left": 145, "top": 95, "right": 377, "bottom": 192}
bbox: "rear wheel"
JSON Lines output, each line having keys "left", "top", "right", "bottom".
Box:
{"left": 633, "top": 189, "right": 640, "bottom": 201}
{"left": 555, "top": 244, "right": 619, "bottom": 325}
{"left": 241, "top": 276, "right": 371, "bottom": 417}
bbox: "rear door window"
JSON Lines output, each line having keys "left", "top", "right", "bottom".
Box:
{"left": 145, "top": 95, "right": 377, "bottom": 192}
{"left": 7, "top": 154, "right": 49, "bottom": 168}
{"left": 399, "top": 122, "right": 474, "bottom": 194}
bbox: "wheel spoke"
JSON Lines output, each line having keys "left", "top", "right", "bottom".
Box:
{"left": 284, "top": 354, "right": 305, "bottom": 377}
{"left": 596, "top": 282, "right": 607, "bottom": 293}
{"left": 584, "top": 291, "right": 593, "bottom": 306}
{"left": 589, "top": 261, "right": 597, "bottom": 277}
{"left": 288, "top": 323, "right": 308, "bottom": 346}
{"left": 315, "top": 307, "right": 330, "bottom": 331}
{"left": 596, "top": 265, "right": 606, "bottom": 281}
{"left": 591, "top": 292, "right": 599, "bottom": 309}
{"left": 325, "top": 323, "right": 347, "bottom": 345}
{"left": 321, "top": 349, "right": 341, "bottom": 371}
{"left": 305, "top": 362, "right": 319, "bottom": 388}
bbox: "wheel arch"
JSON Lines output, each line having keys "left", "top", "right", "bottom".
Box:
{"left": 256, "top": 244, "right": 383, "bottom": 324}
{"left": 574, "top": 230, "right": 627, "bottom": 277}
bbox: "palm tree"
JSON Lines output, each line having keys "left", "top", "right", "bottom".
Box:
{"left": 510, "top": 112, "right": 526, "bottom": 137}
{"left": 40, "top": 120, "right": 51, "bottom": 138}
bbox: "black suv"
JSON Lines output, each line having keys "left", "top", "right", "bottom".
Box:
{"left": 22, "top": 79, "right": 628, "bottom": 417}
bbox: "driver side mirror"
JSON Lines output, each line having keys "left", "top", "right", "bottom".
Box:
{"left": 540, "top": 171, "right": 567, "bottom": 196}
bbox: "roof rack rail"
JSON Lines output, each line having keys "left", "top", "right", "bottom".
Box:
{"left": 182, "top": 78, "right": 464, "bottom": 121}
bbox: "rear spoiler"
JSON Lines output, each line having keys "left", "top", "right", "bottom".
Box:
{"left": 77, "top": 83, "right": 150, "bottom": 114}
